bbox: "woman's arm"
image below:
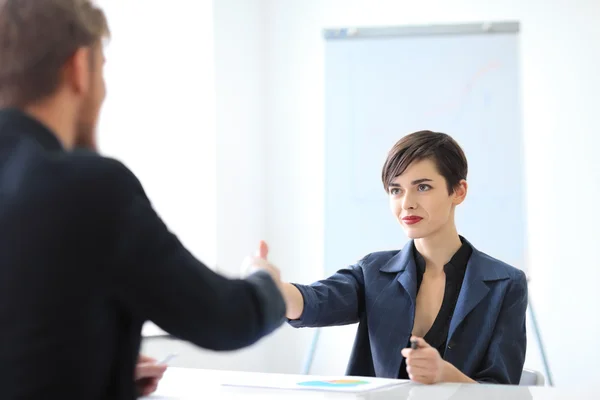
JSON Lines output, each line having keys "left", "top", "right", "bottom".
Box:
{"left": 442, "top": 362, "right": 476, "bottom": 383}
{"left": 282, "top": 283, "right": 305, "bottom": 320}
{"left": 286, "top": 258, "right": 368, "bottom": 328}
{"left": 472, "top": 270, "right": 528, "bottom": 384}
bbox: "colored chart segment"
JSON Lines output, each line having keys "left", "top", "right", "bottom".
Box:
{"left": 297, "top": 379, "right": 370, "bottom": 388}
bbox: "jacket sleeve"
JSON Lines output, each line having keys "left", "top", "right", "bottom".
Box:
{"left": 288, "top": 256, "right": 367, "bottom": 328}
{"left": 473, "top": 270, "right": 528, "bottom": 384}
{"left": 104, "top": 166, "right": 286, "bottom": 351}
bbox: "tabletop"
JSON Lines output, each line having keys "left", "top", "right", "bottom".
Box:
{"left": 143, "top": 367, "right": 599, "bottom": 400}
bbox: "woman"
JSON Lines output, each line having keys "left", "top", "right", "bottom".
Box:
{"left": 266, "top": 130, "right": 527, "bottom": 384}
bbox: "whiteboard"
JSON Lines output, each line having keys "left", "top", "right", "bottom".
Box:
{"left": 324, "top": 23, "right": 526, "bottom": 276}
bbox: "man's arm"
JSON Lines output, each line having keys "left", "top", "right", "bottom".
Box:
{"left": 104, "top": 171, "right": 286, "bottom": 351}
{"left": 239, "top": 241, "right": 303, "bottom": 320}
{"left": 240, "top": 239, "right": 368, "bottom": 327}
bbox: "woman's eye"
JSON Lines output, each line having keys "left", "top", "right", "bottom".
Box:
{"left": 418, "top": 184, "right": 431, "bottom": 192}
{"left": 390, "top": 188, "right": 400, "bottom": 195}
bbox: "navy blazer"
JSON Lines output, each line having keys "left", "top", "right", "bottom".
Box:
{"left": 0, "top": 109, "right": 286, "bottom": 399}
{"left": 289, "top": 239, "right": 527, "bottom": 384}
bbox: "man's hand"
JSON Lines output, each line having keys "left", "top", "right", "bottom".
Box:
{"left": 241, "top": 241, "right": 304, "bottom": 320}
{"left": 240, "top": 240, "right": 281, "bottom": 286}
{"left": 135, "top": 354, "right": 167, "bottom": 396}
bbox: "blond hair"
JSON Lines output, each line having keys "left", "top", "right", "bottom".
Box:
{"left": 0, "top": 0, "right": 110, "bottom": 107}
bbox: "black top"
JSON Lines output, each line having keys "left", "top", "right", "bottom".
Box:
{"left": 398, "top": 238, "right": 473, "bottom": 379}
{"left": 0, "top": 109, "right": 286, "bottom": 399}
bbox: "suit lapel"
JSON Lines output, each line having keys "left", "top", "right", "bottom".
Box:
{"left": 377, "top": 241, "right": 417, "bottom": 378}
{"left": 375, "top": 240, "right": 511, "bottom": 376}
{"left": 447, "top": 268, "right": 489, "bottom": 341}
{"left": 447, "top": 245, "right": 509, "bottom": 342}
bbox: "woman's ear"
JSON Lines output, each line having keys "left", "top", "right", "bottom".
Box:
{"left": 452, "top": 180, "right": 468, "bottom": 205}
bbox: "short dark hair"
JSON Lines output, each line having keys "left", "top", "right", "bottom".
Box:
{"left": 381, "top": 130, "right": 468, "bottom": 194}
{"left": 0, "top": 0, "right": 110, "bottom": 107}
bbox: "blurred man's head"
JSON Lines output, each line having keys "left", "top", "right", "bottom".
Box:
{"left": 0, "top": 0, "right": 110, "bottom": 150}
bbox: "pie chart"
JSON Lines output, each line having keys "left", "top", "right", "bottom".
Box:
{"left": 297, "top": 379, "right": 369, "bottom": 388}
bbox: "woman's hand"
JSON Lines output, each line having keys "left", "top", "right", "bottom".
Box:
{"left": 401, "top": 336, "right": 446, "bottom": 384}
{"left": 400, "top": 336, "right": 475, "bottom": 384}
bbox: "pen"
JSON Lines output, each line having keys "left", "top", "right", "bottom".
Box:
{"left": 410, "top": 339, "right": 419, "bottom": 350}
{"left": 157, "top": 353, "right": 178, "bottom": 365}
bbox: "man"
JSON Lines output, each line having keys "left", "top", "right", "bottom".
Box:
{"left": 0, "top": 1, "right": 286, "bottom": 399}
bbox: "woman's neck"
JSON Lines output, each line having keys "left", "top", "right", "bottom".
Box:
{"left": 414, "top": 223, "right": 462, "bottom": 272}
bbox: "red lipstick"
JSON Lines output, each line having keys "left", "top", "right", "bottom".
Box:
{"left": 402, "top": 216, "right": 423, "bottom": 225}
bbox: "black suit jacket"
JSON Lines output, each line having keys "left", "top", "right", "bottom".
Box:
{"left": 0, "top": 109, "right": 286, "bottom": 399}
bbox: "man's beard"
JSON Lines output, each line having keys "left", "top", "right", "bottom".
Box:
{"left": 73, "top": 121, "right": 97, "bottom": 152}
{"left": 73, "top": 96, "right": 99, "bottom": 152}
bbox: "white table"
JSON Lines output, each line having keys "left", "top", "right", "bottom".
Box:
{"left": 143, "top": 367, "right": 599, "bottom": 399}
{"left": 142, "top": 322, "right": 168, "bottom": 337}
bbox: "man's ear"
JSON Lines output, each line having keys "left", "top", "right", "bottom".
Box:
{"left": 452, "top": 179, "right": 468, "bottom": 205}
{"left": 64, "top": 47, "right": 91, "bottom": 96}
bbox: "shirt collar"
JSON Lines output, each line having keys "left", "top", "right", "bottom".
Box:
{"left": 413, "top": 236, "right": 473, "bottom": 274}
{"left": 0, "top": 108, "right": 65, "bottom": 152}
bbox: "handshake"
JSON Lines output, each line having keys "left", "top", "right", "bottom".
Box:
{"left": 240, "top": 240, "right": 281, "bottom": 286}
{"left": 240, "top": 240, "right": 303, "bottom": 320}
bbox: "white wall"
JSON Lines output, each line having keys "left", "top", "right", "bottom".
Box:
{"left": 215, "top": 0, "right": 268, "bottom": 279}
{"left": 213, "top": 0, "right": 275, "bottom": 372}
{"left": 98, "top": 0, "right": 217, "bottom": 267}
{"left": 261, "top": 0, "right": 600, "bottom": 386}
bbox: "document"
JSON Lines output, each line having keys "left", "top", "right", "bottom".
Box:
{"left": 221, "top": 373, "right": 408, "bottom": 393}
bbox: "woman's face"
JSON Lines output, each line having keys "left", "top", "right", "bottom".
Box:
{"left": 388, "top": 158, "right": 467, "bottom": 240}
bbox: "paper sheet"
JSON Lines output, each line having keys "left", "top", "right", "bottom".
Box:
{"left": 221, "top": 374, "right": 408, "bottom": 393}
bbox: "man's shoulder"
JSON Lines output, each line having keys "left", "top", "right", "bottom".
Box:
{"left": 68, "top": 149, "right": 133, "bottom": 176}
{"left": 61, "top": 150, "right": 146, "bottom": 205}
{"left": 68, "top": 150, "right": 141, "bottom": 188}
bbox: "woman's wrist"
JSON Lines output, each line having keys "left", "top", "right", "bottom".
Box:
{"left": 440, "top": 361, "right": 476, "bottom": 384}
